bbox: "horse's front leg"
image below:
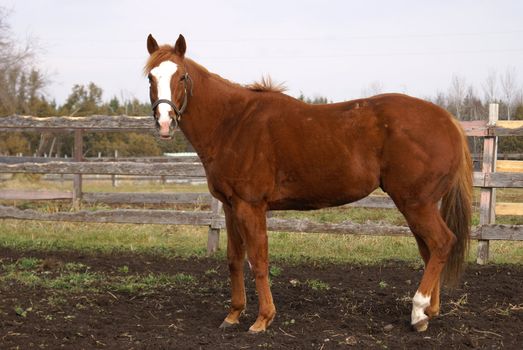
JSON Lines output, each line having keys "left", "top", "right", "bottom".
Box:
{"left": 220, "top": 205, "right": 247, "bottom": 328}
{"left": 233, "top": 200, "right": 275, "bottom": 333}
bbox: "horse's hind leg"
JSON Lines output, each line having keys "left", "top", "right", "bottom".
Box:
{"left": 401, "top": 203, "right": 456, "bottom": 332}
{"left": 413, "top": 235, "right": 441, "bottom": 318}
{"left": 220, "top": 205, "right": 247, "bottom": 328}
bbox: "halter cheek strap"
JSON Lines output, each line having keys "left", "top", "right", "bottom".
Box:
{"left": 151, "top": 73, "right": 192, "bottom": 128}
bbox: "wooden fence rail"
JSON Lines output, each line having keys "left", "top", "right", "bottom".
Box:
{"left": 1, "top": 109, "right": 522, "bottom": 260}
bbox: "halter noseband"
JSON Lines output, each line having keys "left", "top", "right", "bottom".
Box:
{"left": 151, "top": 72, "right": 193, "bottom": 129}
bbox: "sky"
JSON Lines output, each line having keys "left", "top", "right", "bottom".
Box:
{"left": 3, "top": 0, "right": 523, "bottom": 105}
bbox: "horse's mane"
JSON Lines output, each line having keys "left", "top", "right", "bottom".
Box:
{"left": 246, "top": 75, "right": 287, "bottom": 93}
{"left": 144, "top": 46, "right": 286, "bottom": 94}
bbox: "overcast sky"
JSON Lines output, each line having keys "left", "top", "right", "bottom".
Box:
{"left": 3, "top": 0, "right": 523, "bottom": 104}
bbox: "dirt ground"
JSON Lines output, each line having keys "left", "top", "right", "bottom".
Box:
{"left": 0, "top": 248, "right": 522, "bottom": 349}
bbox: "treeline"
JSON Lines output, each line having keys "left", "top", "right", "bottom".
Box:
{"left": 1, "top": 6, "right": 522, "bottom": 158}
{"left": 428, "top": 73, "right": 523, "bottom": 154}
{"left": 0, "top": 79, "right": 189, "bottom": 158}
{"left": 0, "top": 6, "right": 189, "bottom": 158}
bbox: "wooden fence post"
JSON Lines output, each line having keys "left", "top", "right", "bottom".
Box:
{"left": 477, "top": 103, "right": 498, "bottom": 264}
{"left": 72, "top": 129, "right": 83, "bottom": 209}
{"left": 207, "top": 197, "right": 223, "bottom": 255}
{"left": 112, "top": 150, "right": 119, "bottom": 187}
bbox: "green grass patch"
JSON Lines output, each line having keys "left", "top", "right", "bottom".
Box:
{"left": 273, "top": 206, "right": 406, "bottom": 225}
{"left": 0, "top": 219, "right": 522, "bottom": 265}
{"left": 0, "top": 258, "right": 197, "bottom": 294}
{"left": 16, "top": 257, "right": 41, "bottom": 270}
{"left": 112, "top": 273, "right": 196, "bottom": 294}
{"left": 269, "top": 265, "right": 283, "bottom": 277}
{"left": 305, "top": 279, "right": 330, "bottom": 291}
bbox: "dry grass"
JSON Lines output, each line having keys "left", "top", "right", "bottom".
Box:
{"left": 0, "top": 177, "right": 522, "bottom": 265}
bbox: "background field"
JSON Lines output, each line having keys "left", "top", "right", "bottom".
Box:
{"left": 1, "top": 178, "right": 522, "bottom": 265}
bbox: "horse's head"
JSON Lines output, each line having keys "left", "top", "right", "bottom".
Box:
{"left": 145, "top": 34, "right": 191, "bottom": 139}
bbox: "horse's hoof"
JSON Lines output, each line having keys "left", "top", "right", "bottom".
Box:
{"left": 219, "top": 320, "right": 239, "bottom": 329}
{"left": 412, "top": 318, "right": 429, "bottom": 332}
{"left": 426, "top": 307, "right": 440, "bottom": 319}
{"left": 248, "top": 326, "right": 265, "bottom": 334}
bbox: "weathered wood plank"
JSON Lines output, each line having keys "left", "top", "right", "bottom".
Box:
{"left": 474, "top": 171, "right": 523, "bottom": 188}
{"left": 348, "top": 196, "right": 395, "bottom": 209}
{"left": 0, "top": 156, "right": 201, "bottom": 164}
{"left": 0, "top": 156, "right": 72, "bottom": 164}
{"left": 87, "top": 156, "right": 201, "bottom": 163}
{"left": 473, "top": 172, "right": 485, "bottom": 187}
{"left": 0, "top": 205, "right": 213, "bottom": 225}
{"left": 496, "top": 160, "right": 523, "bottom": 173}
{"left": 476, "top": 224, "right": 523, "bottom": 241}
{"left": 496, "top": 153, "right": 523, "bottom": 161}
{"left": 83, "top": 192, "right": 212, "bottom": 205}
{"left": 2, "top": 115, "right": 520, "bottom": 137}
{"left": 484, "top": 172, "right": 523, "bottom": 188}
{"left": 266, "top": 217, "right": 412, "bottom": 236}
{"left": 0, "top": 115, "right": 154, "bottom": 131}
{"left": 0, "top": 190, "right": 72, "bottom": 200}
{"left": 460, "top": 120, "right": 488, "bottom": 137}
{"left": 0, "top": 162, "right": 207, "bottom": 177}
{"left": 493, "top": 120, "right": 523, "bottom": 136}
{"left": 495, "top": 202, "right": 523, "bottom": 216}
{"left": 1, "top": 203, "right": 520, "bottom": 241}
{"left": 1, "top": 115, "right": 514, "bottom": 137}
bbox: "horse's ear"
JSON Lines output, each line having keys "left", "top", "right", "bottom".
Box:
{"left": 173, "top": 34, "right": 186, "bottom": 58}
{"left": 147, "top": 34, "right": 159, "bottom": 54}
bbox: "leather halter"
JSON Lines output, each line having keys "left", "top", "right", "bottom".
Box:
{"left": 151, "top": 72, "right": 192, "bottom": 129}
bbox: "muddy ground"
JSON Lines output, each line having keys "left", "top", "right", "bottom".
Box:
{"left": 0, "top": 248, "right": 522, "bottom": 349}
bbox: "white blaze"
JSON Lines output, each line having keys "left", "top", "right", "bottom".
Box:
{"left": 411, "top": 291, "right": 430, "bottom": 325}
{"left": 150, "top": 61, "right": 178, "bottom": 129}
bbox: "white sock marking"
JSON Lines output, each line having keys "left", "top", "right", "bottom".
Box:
{"left": 411, "top": 291, "right": 430, "bottom": 325}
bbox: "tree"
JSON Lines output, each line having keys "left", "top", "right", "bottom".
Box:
{"left": 482, "top": 69, "right": 497, "bottom": 104}
{"left": 60, "top": 82, "right": 104, "bottom": 116}
{"left": 447, "top": 75, "right": 467, "bottom": 119}
{"left": 361, "top": 81, "right": 383, "bottom": 98}
{"left": 0, "top": 133, "right": 30, "bottom": 155}
{"left": 0, "top": 6, "right": 51, "bottom": 116}
{"left": 500, "top": 67, "right": 517, "bottom": 120}
{"left": 297, "top": 93, "right": 329, "bottom": 104}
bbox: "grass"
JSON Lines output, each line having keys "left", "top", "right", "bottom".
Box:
{"left": 0, "top": 256, "right": 197, "bottom": 294}
{"left": 0, "top": 177, "right": 209, "bottom": 193}
{"left": 0, "top": 178, "right": 522, "bottom": 266}
{"left": 0, "top": 219, "right": 522, "bottom": 265}
{"left": 305, "top": 279, "right": 330, "bottom": 291}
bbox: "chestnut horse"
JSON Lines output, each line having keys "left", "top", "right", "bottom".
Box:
{"left": 144, "top": 34, "right": 472, "bottom": 333}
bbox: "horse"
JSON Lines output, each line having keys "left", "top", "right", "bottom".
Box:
{"left": 144, "top": 34, "right": 472, "bottom": 333}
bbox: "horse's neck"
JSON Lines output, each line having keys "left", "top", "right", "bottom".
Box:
{"left": 179, "top": 70, "right": 248, "bottom": 164}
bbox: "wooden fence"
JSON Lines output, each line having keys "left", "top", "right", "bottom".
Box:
{"left": 0, "top": 107, "right": 522, "bottom": 261}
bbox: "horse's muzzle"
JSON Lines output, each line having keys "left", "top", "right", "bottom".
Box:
{"left": 157, "top": 120, "right": 176, "bottom": 140}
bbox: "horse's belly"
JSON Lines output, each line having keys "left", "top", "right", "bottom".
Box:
{"left": 268, "top": 194, "right": 366, "bottom": 211}
{"left": 268, "top": 174, "right": 378, "bottom": 210}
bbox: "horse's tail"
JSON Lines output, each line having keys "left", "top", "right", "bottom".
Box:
{"left": 441, "top": 118, "right": 473, "bottom": 286}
